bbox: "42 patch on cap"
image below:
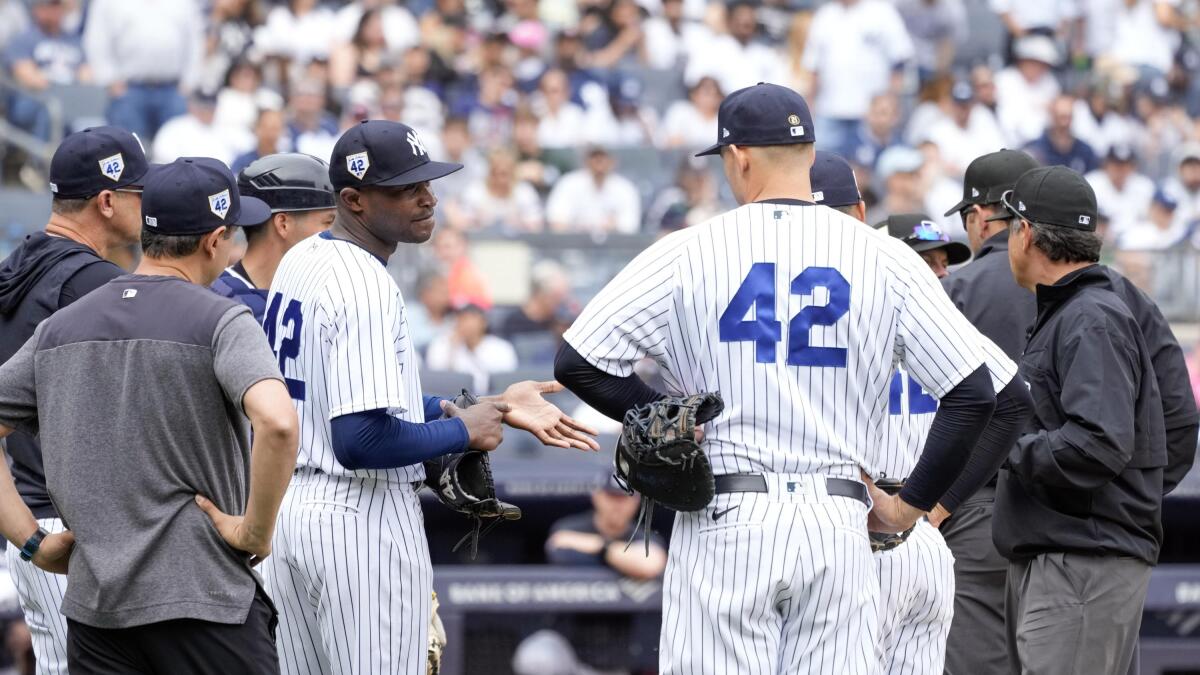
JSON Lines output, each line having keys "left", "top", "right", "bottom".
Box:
{"left": 346, "top": 151, "right": 369, "bottom": 180}
{"left": 209, "top": 189, "right": 231, "bottom": 219}
{"left": 99, "top": 153, "right": 124, "bottom": 182}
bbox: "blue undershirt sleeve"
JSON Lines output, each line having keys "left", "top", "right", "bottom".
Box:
{"left": 330, "top": 409, "right": 469, "bottom": 470}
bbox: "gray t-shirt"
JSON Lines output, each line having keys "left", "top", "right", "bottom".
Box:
{"left": 0, "top": 274, "right": 283, "bottom": 629}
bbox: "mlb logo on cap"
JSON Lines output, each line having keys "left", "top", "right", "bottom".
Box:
{"left": 1079, "top": 215, "right": 1091, "bottom": 225}
{"left": 812, "top": 190, "right": 825, "bottom": 202}
{"left": 346, "top": 151, "right": 369, "bottom": 180}
{"left": 99, "top": 153, "right": 124, "bottom": 182}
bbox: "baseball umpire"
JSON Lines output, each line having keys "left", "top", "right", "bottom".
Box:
{"left": 935, "top": 149, "right": 1040, "bottom": 675}
{"left": 0, "top": 126, "right": 148, "bottom": 674}
{"left": 995, "top": 166, "right": 1175, "bottom": 674}
{"left": 0, "top": 156, "right": 298, "bottom": 673}
{"left": 211, "top": 153, "right": 336, "bottom": 321}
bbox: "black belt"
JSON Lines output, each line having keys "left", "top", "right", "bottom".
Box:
{"left": 714, "top": 473, "right": 870, "bottom": 507}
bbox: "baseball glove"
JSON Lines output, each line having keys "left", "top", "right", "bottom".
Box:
{"left": 424, "top": 390, "right": 522, "bottom": 558}
{"left": 869, "top": 478, "right": 915, "bottom": 553}
{"left": 428, "top": 591, "right": 446, "bottom": 675}
{"left": 614, "top": 392, "right": 724, "bottom": 552}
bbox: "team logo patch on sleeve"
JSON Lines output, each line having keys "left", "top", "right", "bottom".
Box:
{"left": 209, "top": 189, "right": 231, "bottom": 219}
{"left": 98, "top": 153, "right": 124, "bottom": 182}
{"left": 346, "top": 151, "right": 369, "bottom": 179}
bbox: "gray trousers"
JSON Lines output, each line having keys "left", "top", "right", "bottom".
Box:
{"left": 939, "top": 486, "right": 1009, "bottom": 675}
{"left": 1005, "top": 552, "right": 1151, "bottom": 675}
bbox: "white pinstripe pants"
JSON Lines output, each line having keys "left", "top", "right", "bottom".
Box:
{"left": 874, "top": 520, "right": 955, "bottom": 675}
{"left": 660, "top": 474, "right": 879, "bottom": 675}
{"left": 262, "top": 472, "right": 431, "bottom": 675}
{"left": 4, "top": 517, "right": 69, "bottom": 675}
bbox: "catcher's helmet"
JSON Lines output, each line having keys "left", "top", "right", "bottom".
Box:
{"left": 237, "top": 152, "right": 335, "bottom": 214}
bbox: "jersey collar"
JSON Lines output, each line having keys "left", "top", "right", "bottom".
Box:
{"left": 754, "top": 198, "right": 817, "bottom": 207}
{"left": 319, "top": 230, "right": 388, "bottom": 266}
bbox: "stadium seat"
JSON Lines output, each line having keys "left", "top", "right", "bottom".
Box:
{"left": 48, "top": 84, "right": 109, "bottom": 133}
{"left": 0, "top": 189, "right": 50, "bottom": 248}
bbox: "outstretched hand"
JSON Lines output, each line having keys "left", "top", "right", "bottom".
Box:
{"left": 32, "top": 531, "right": 75, "bottom": 575}
{"left": 498, "top": 380, "right": 600, "bottom": 451}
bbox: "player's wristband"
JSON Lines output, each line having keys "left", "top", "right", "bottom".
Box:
{"left": 18, "top": 527, "right": 49, "bottom": 562}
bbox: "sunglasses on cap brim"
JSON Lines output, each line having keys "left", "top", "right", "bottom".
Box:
{"left": 902, "top": 222, "right": 951, "bottom": 244}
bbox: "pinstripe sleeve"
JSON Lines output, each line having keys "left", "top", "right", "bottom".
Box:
{"left": 892, "top": 244, "right": 988, "bottom": 399}
{"left": 563, "top": 231, "right": 691, "bottom": 377}
{"left": 325, "top": 266, "right": 409, "bottom": 418}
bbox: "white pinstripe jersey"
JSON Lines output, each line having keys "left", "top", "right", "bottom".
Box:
{"left": 565, "top": 201, "right": 997, "bottom": 478}
{"left": 265, "top": 232, "right": 424, "bottom": 483}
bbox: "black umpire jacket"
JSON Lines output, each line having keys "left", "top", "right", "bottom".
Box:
{"left": 942, "top": 231, "right": 1036, "bottom": 362}
{"left": 994, "top": 265, "right": 1167, "bottom": 564}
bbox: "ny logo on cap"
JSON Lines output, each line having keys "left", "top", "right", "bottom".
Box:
{"left": 1078, "top": 215, "right": 1091, "bottom": 225}
{"left": 209, "top": 189, "right": 231, "bottom": 220}
{"left": 99, "top": 153, "right": 124, "bottom": 182}
{"left": 346, "top": 151, "right": 369, "bottom": 180}
{"left": 407, "top": 131, "right": 427, "bottom": 157}
{"left": 812, "top": 190, "right": 824, "bottom": 202}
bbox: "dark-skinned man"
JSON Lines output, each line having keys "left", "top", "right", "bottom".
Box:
{"left": 259, "top": 120, "right": 599, "bottom": 675}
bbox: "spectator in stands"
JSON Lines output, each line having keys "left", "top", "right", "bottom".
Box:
{"left": 286, "top": 79, "right": 339, "bottom": 162}
{"left": 917, "top": 139, "right": 969, "bottom": 236}
{"left": 1109, "top": 0, "right": 1184, "bottom": 79}
{"left": 1087, "top": 144, "right": 1157, "bottom": 242}
{"left": 231, "top": 108, "right": 288, "bottom": 174}
{"left": 1072, "top": 80, "right": 1133, "bottom": 158}
{"left": 4, "top": 0, "right": 90, "bottom": 141}
{"left": 253, "top": 0, "right": 336, "bottom": 65}
{"left": 925, "top": 80, "right": 1007, "bottom": 178}
{"left": 330, "top": 8, "right": 394, "bottom": 90}
{"left": 549, "top": 30, "right": 599, "bottom": 103}
{"left": 848, "top": 93, "right": 903, "bottom": 170}
{"left": 647, "top": 157, "right": 721, "bottom": 232}
{"left": 461, "top": 64, "right": 518, "bottom": 148}
{"left": 151, "top": 91, "right": 252, "bottom": 167}
{"left": 1025, "top": 95, "right": 1101, "bottom": 174}
{"left": 425, "top": 304, "right": 518, "bottom": 393}
{"left": 870, "top": 145, "right": 926, "bottom": 223}
{"left": 545, "top": 481, "right": 667, "bottom": 579}
{"left": 497, "top": 260, "right": 573, "bottom": 341}
{"left": 457, "top": 147, "right": 545, "bottom": 233}
{"left": 200, "top": 0, "right": 264, "bottom": 95}
{"left": 0, "top": 0, "right": 28, "bottom": 56}
{"left": 84, "top": 0, "right": 204, "bottom": 142}
{"left": 408, "top": 271, "right": 453, "bottom": 354}
{"left": 333, "top": 0, "right": 419, "bottom": 56}
{"left": 536, "top": 67, "right": 589, "bottom": 148}
{"left": 971, "top": 63, "right": 1000, "bottom": 114}
{"left": 687, "top": 1, "right": 788, "bottom": 96}
{"left": 1118, "top": 188, "right": 1186, "bottom": 250}
{"left": 643, "top": 0, "right": 711, "bottom": 70}
{"left": 214, "top": 59, "right": 282, "bottom": 133}
{"left": 512, "top": 107, "right": 568, "bottom": 196}
{"left": 995, "top": 35, "right": 1061, "bottom": 145}
{"left": 586, "top": 0, "right": 646, "bottom": 70}
{"left": 660, "top": 76, "right": 723, "bottom": 150}
{"left": 800, "top": 0, "right": 913, "bottom": 159}
{"left": 600, "top": 76, "right": 658, "bottom": 146}
{"left": 546, "top": 146, "right": 642, "bottom": 234}
{"left": 433, "top": 226, "right": 493, "bottom": 309}
{"left": 895, "top": 0, "right": 968, "bottom": 84}
{"left": 434, "top": 116, "right": 484, "bottom": 226}
{"left": 990, "top": 0, "right": 1078, "bottom": 56}
{"left": 1164, "top": 143, "right": 1200, "bottom": 230}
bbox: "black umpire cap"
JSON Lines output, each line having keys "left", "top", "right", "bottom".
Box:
{"left": 877, "top": 214, "right": 972, "bottom": 265}
{"left": 696, "top": 82, "right": 815, "bottom": 157}
{"left": 329, "top": 120, "right": 461, "bottom": 191}
{"left": 809, "top": 151, "right": 861, "bottom": 208}
{"left": 988, "top": 166, "right": 1098, "bottom": 232}
{"left": 49, "top": 126, "right": 150, "bottom": 199}
{"left": 238, "top": 153, "right": 336, "bottom": 216}
{"left": 943, "top": 149, "right": 1039, "bottom": 216}
{"left": 142, "top": 157, "right": 272, "bottom": 236}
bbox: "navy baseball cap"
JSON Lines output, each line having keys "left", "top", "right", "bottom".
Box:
{"left": 877, "top": 214, "right": 972, "bottom": 265}
{"left": 696, "top": 83, "right": 815, "bottom": 157}
{"left": 329, "top": 120, "right": 462, "bottom": 191}
{"left": 49, "top": 126, "right": 150, "bottom": 199}
{"left": 809, "top": 151, "right": 861, "bottom": 207}
{"left": 988, "top": 166, "right": 1098, "bottom": 232}
{"left": 142, "top": 157, "right": 272, "bottom": 235}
